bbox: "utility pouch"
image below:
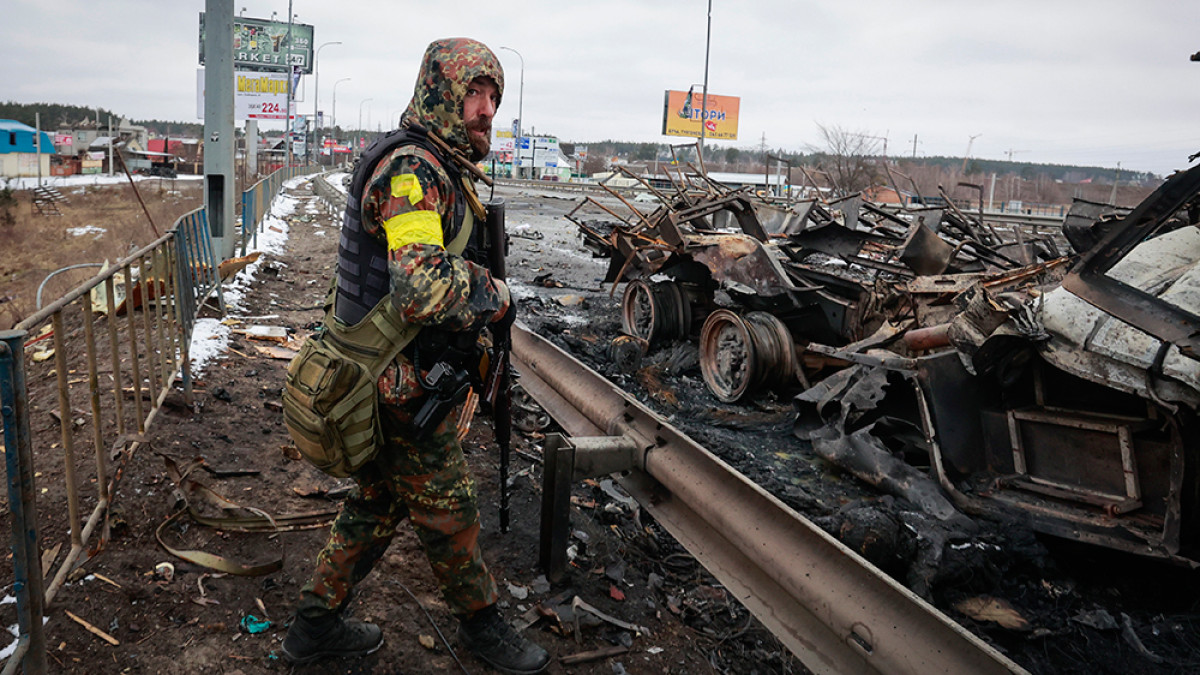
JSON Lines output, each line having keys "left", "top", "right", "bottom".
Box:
{"left": 282, "top": 332, "right": 383, "bottom": 477}
{"left": 283, "top": 294, "right": 420, "bottom": 477}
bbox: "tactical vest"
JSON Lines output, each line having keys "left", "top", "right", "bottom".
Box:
{"left": 335, "top": 125, "right": 473, "bottom": 326}
{"left": 283, "top": 129, "right": 481, "bottom": 476}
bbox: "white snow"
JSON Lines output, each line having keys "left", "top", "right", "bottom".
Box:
{"left": 188, "top": 174, "right": 312, "bottom": 377}
{"left": 66, "top": 225, "right": 105, "bottom": 238}
{"left": 3, "top": 173, "right": 203, "bottom": 191}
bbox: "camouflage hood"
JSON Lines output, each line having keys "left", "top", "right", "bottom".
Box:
{"left": 402, "top": 38, "right": 504, "bottom": 158}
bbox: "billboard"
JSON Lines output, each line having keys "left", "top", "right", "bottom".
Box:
{"left": 198, "top": 13, "right": 314, "bottom": 74}
{"left": 516, "top": 136, "right": 560, "bottom": 168}
{"left": 196, "top": 69, "right": 293, "bottom": 120}
{"left": 491, "top": 129, "right": 516, "bottom": 156}
{"left": 662, "top": 89, "right": 740, "bottom": 140}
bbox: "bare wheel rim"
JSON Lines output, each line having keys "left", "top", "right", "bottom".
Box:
{"left": 621, "top": 279, "right": 657, "bottom": 341}
{"left": 699, "top": 309, "right": 756, "bottom": 402}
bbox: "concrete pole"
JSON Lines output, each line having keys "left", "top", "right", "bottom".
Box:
{"left": 203, "top": 0, "right": 236, "bottom": 260}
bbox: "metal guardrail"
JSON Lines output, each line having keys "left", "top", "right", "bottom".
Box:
{"left": 240, "top": 165, "right": 320, "bottom": 256}
{"left": 312, "top": 171, "right": 346, "bottom": 212}
{"left": 514, "top": 325, "right": 1029, "bottom": 675}
{"left": 0, "top": 182, "right": 272, "bottom": 673}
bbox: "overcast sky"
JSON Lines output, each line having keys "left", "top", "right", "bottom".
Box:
{"left": 4, "top": 0, "right": 1199, "bottom": 175}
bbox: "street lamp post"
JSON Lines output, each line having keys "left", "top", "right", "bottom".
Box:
{"left": 358, "top": 97, "right": 373, "bottom": 155}
{"left": 499, "top": 46, "right": 523, "bottom": 179}
{"left": 313, "top": 41, "right": 341, "bottom": 166}
{"left": 699, "top": 0, "right": 712, "bottom": 157}
{"left": 332, "top": 77, "right": 351, "bottom": 144}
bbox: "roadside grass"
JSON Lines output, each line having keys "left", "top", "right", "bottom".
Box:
{"left": 0, "top": 179, "right": 203, "bottom": 330}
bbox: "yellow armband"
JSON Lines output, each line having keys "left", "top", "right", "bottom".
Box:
{"left": 383, "top": 210, "right": 444, "bottom": 250}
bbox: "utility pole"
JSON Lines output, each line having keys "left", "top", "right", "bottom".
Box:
{"left": 35, "top": 112, "right": 42, "bottom": 187}
{"left": 1109, "top": 161, "right": 1121, "bottom": 205}
{"left": 911, "top": 133, "right": 918, "bottom": 159}
{"left": 284, "top": 0, "right": 294, "bottom": 168}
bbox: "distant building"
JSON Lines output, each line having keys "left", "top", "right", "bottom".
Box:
{"left": 864, "top": 185, "right": 919, "bottom": 206}
{"left": 54, "top": 117, "right": 148, "bottom": 157}
{"left": 0, "top": 119, "right": 55, "bottom": 178}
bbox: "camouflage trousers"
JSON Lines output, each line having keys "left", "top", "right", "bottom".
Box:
{"left": 297, "top": 398, "right": 499, "bottom": 618}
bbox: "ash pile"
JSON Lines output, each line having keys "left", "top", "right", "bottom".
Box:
{"left": 568, "top": 148, "right": 1200, "bottom": 574}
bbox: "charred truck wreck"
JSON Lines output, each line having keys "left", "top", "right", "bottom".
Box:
{"left": 569, "top": 153, "right": 1200, "bottom": 566}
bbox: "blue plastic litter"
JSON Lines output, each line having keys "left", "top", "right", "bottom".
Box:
{"left": 240, "top": 615, "right": 272, "bottom": 634}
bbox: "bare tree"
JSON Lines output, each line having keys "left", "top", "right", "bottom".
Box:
{"left": 810, "top": 123, "right": 883, "bottom": 196}
{"left": 582, "top": 153, "right": 607, "bottom": 176}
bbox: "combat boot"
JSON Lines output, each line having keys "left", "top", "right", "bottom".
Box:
{"left": 457, "top": 604, "right": 550, "bottom": 674}
{"left": 280, "top": 610, "right": 383, "bottom": 665}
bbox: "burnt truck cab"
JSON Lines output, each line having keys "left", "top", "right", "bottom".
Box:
{"left": 915, "top": 164, "right": 1200, "bottom": 563}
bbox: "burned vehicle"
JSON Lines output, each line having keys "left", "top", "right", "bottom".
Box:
{"left": 571, "top": 154, "right": 1200, "bottom": 564}
{"left": 568, "top": 149, "right": 1059, "bottom": 402}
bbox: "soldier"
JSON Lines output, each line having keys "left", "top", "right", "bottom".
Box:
{"left": 282, "top": 38, "right": 550, "bottom": 675}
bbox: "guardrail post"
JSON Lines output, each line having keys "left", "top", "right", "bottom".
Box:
{"left": 539, "top": 433, "right": 640, "bottom": 583}
{"left": 0, "top": 330, "right": 48, "bottom": 675}
{"left": 539, "top": 434, "right": 575, "bottom": 583}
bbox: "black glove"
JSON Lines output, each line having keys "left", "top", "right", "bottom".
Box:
{"left": 493, "top": 299, "right": 517, "bottom": 331}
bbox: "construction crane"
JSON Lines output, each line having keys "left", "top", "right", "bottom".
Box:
{"left": 961, "top": 133, "right": 982, "bottom": 173}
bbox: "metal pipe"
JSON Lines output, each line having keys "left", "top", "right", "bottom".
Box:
{"left": 51, "top": 313, "right": 83, "bottom": 549}
{"left": 123, "top": 263, "right": 146, "bottom": 431}
{"left": 81, "top": 303, "right": 109, "bottom": 507}
{"left": 137, "top": 256, "right": 160, "bottom": 398}
{"left": 903, "top": 324, "right": 952, "bottom": 352}
{"left": 104, "top": 277, "right": 126, "bottom": 436}
{"left": 0, "top": 331, "right": 48, "bottom": 674}
{"left": 18, "top": 232, "right": 173, "bottom": 331}
{"left": 35, "top": 263, "right": 106, "bottom": 310}
{"left": 512, "top": 325, "right": 1027, "bottom": 675}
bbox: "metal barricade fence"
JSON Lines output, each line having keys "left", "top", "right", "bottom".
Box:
{"left": 0, "top": 166, "right": 318, "bottom": 673}
{"left": 240, "top": 164, "right": 320, "bottom": 256}
{"left": 0, "top": 205, "right": 224, "bottom": 674}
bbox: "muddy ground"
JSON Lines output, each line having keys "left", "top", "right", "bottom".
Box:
{"left": 9, "top": 175, "right": 1200, "bottom": 674}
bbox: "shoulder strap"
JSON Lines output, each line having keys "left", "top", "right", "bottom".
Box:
{"left": 324, "top": 196, "right": 477, "bottom": 378}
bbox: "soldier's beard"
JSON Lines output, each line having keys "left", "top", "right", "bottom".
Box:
{"left": 466, "top": 119, "right": 491, "bottom": 161}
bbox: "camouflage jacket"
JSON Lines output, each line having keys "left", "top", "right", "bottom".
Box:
{"left": 365, "top": 38, "right": 507, "bottom": 407}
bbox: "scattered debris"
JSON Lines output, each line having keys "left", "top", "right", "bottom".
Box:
{"left": 560, "top": 644, "right": 629, "bottom": 666}
{"left": 218, "top": 252, "right": 262, "bottom": 280}
{"left": 953, "top": 596, "right": 1029, "bottom": 631}
{"left": 153, "top": 562, "right": 174, "bottom": 583}
{"left": 507, "top": 582, "right": 530, "bottom": 600}
{"left": 234, "top": 325, "right": 289, "bottom": 342}
{"left": 65, "top": 610, "right": 120, "bottom": 646}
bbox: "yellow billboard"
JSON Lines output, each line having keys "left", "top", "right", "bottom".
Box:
{"left": 662, "top": 88, "right": 740, "bottom": 140}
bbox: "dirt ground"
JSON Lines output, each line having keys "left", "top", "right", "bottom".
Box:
{"left": 8, "top": 177, "right": 800, "bottom": 675}
{"left": 9, "top": 175, "right": 1200, "bottom": 674}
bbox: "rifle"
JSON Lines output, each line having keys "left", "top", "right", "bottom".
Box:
{"left": 481, "top": 198, "right": 513, "bottom": 532}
